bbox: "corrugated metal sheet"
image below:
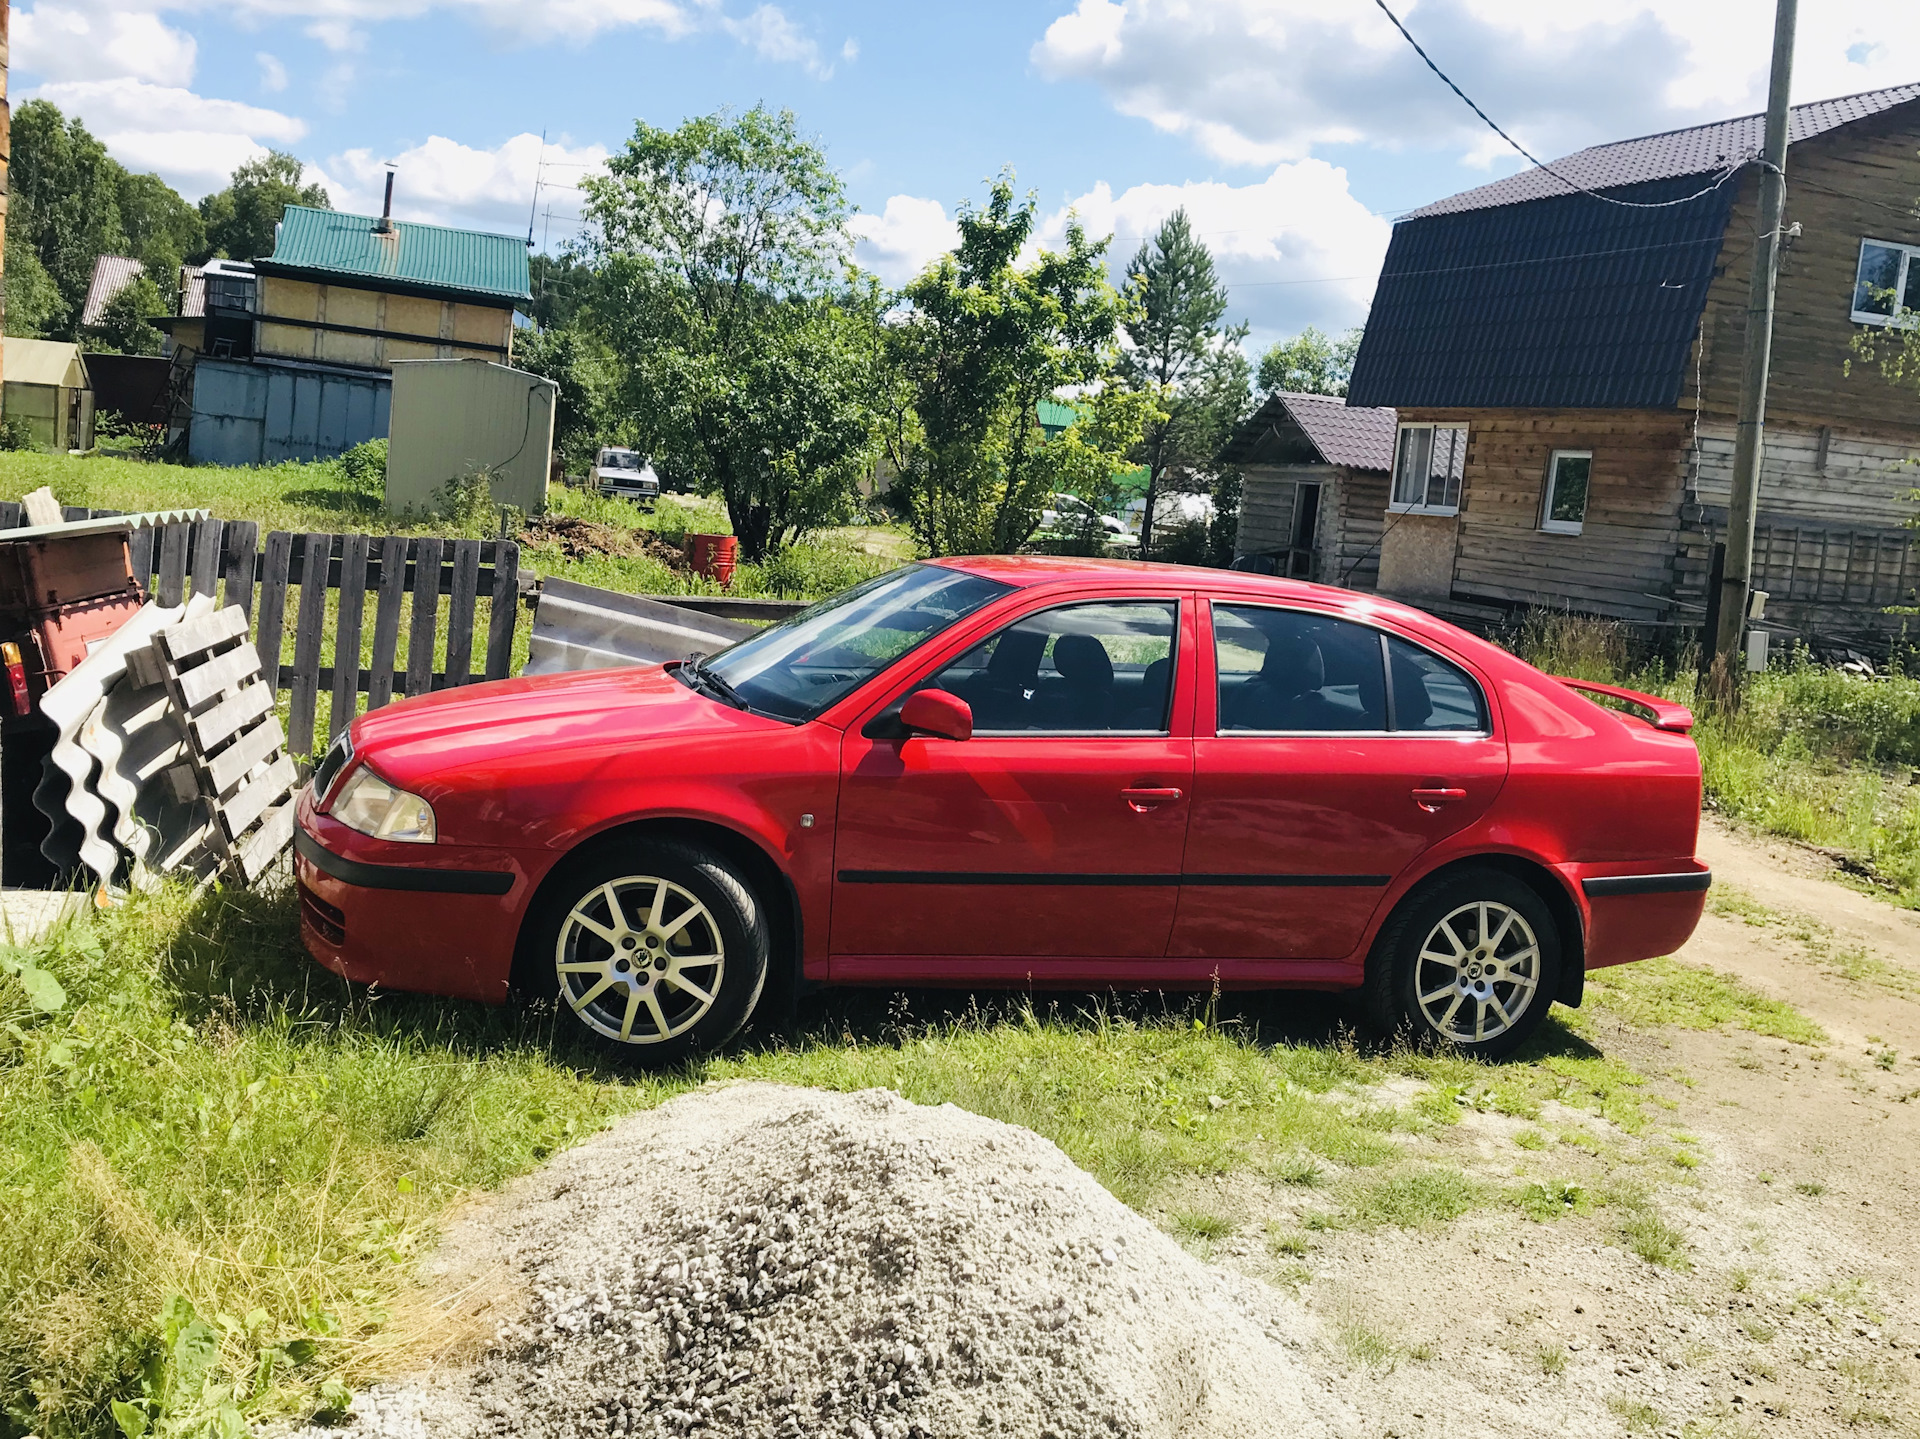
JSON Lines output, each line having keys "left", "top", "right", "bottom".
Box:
{"left": 1221, "top": 392, "right": 1396, "bottom": 470}
{"left": 261, "top": 205, "right": 531, "bottom": 304}
{"left": 1411, "top": 83, "right": 1920, "bottom": 218}
{"left": 1346, "top": 174, "right": 1738, "bottom": 411}
{"left": 81, "top": 256, "right": 146, "bottom": 328}
{"left": 385, "top": 360, "right": 554, "bottom": 513}
{"left": 188, "top": 357, "right": 390, "bottom": 466}
{"left": 524, "top": 578, "right": 753, "bottom": 675}
{"left": 179, "top": 264, "right": 207, "bottom": 318}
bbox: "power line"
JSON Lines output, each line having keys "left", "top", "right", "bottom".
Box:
{"left": 1371, "top": 0, "right": 1749, "bottom": 212}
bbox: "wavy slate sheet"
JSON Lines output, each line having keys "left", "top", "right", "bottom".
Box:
{"left": 80, "top": 595, "right": 222, "bottom": 889}
{"left": 35, "top": 602, "right": 192, "bottom": 888}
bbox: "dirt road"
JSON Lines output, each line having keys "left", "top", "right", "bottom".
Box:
{"left": 1202, "top": 817, "right": 1920, "bottom": 1439}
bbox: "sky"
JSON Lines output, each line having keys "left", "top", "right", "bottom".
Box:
{"left": 15, "top": 0, "right": 1920, "bottom": 355}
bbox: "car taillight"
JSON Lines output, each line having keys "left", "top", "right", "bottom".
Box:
{"left": 1, "top": 643, "right": 31, "bottom": 716}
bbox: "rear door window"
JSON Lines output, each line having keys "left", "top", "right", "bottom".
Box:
{"left": 1214, "top": 606, "right": 1387, "bottom": 732}
{"left": 1386, "top": 635, "right": 1487, "bottom": 732}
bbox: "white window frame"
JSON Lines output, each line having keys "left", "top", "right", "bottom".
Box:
{"left": 1388, "top": 423, "right": 1468, "bottom": 517}
{"left": 1850, "top": 236, "right": 1920, "bottom": 327}
{"left": 1540, "top": 449, "right": 1592, "bottom": 536}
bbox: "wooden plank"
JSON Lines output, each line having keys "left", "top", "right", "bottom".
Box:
{"left": 331, "top": 534, "right": 371, "bottom": 738}
{"left": 287, "top": 532, "right": 331, "bottom": 757}
{"left": 485, "top": 539, "right": 519, "bottom": 680}
{"left": 156, "top": 522, "right": 191, "bottom": 607}
{"left": 189, "top": 681, "right": 273, "bottom": 752}
{"left": 160, "top": 604, "right": 250, "bottom": 665}
{"left": 220, "top": 754, "right": 299, "bottom": 840}
{"left": 444, "top": 539, "right": 481, "bottom": 687}
{"left": 238, "top": 803, "right": 297, "bottom": 884}
{"left": 253, "top": 531, "right": 295, "bottom": 692}
{"left": 130, "top": 524, "right": 157, "bottom": 596}
{"left": 189, "top": 519, "right": 224, "bottom": 603}
{"left": 406, "top": 536, "right": 443, "bottom": 698}
{"left": 367, "top": 536, "right": 409, "bottom": 710}
{"left": 177, "top": 641, "right": 263, "bottom": 711}
{"left": 209, "top": 714, "right": 288, "bottom": 795}
{"left": 223, "top": 521, "right": 259, "bottom": 618}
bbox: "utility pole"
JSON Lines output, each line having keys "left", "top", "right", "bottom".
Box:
{"left": 1714, "top": 0, "right": 1798, "bottom": 683}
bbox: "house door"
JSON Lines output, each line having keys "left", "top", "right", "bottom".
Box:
{"left": 1288, "top": 483, "right": 1321, "bottom": 579}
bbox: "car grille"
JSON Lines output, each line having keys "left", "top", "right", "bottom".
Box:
{"left": 298, "top": 879, "right": 346, "bottom": 945}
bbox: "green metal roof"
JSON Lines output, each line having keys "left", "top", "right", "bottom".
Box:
{"left": 1036, "top": 398, "right": 1077, "bottom": 433}
{"left": 260, "top": 205, "right": 530, "bottom": 305}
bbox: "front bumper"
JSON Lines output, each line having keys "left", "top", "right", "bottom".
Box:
{"left": 293, "top": 794, "right": 541, "bottom": 1004}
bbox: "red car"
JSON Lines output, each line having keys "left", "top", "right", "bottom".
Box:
{"left": 294, "top": 557, "right": 1709, "bottom": 1062}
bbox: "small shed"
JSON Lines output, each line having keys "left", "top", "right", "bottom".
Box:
{"left": 385, "top": 359, "right": 556, "bottom": 516}
{"left": 1219, "top": 391, "right": 1396, "bottom": 589}
{"left": 2, "top": 339, "right": 95, "bottom": 451}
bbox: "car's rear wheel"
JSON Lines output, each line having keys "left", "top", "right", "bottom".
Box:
{"left": 1367, "top": 869, "right": 1561, "bottom": 1060}
{"left": 525, "top": 841, "right": 767, "bottom": 1065}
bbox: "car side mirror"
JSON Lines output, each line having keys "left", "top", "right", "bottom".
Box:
{"left": 899, "top": 689, "right": 973, "bottom": 742}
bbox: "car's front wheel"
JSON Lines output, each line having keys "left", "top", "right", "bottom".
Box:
{"left": 524, "top": 840, "right": 768, "bottom": 1065}
{"left": 1367, "top": 869, "right": 1562, "bottom": 1059}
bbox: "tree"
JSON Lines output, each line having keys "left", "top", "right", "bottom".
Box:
{"left": 8, "top": 100, "right": 130, "bottom": 333}
{"left": 200, "top": 151, "right": 330, "bottom": 262}
{"left": 528, "top": 251, "right": 601, "bottom": 331}
{"left": 889, "top": 175, "right": 1137, "bottom": 556}
{"left": 1118, "top": 210, "right": 1249, "bottom": 556}
{"left": 88, "top": 272, "right": 167, "bottom": 355}
{"left": 582, "top": 106, "right": 881, "bottom": 558}
{"left": 118, "top": 171, "right": 207, "bottom": 285}
{"left": 512, "top": 323, "right": 617, "bottom": 471}
{"left": 4, "top": 238, "right": 67, "bottom": 337}
{"left": 1256, "top": 325, "right": 1362, "bottom": 397}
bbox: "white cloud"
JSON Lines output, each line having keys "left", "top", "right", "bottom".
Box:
{"left": 305, "top": 19, "right": 367, "bottom": 51}
{"left": 15, "top": 4, "right": 197, "bottom": 84}
{"left": 1036, "top": 161, "right": 1391, "bottom": 347}
{"left": 722, "top": 5, "right": 836, "bottom": 78}
{"left": 324, "top": 132, "right": 610, "bottom": 234}
{"left": 31, "top": 79, "right": 306, "bottom": 195}
{"left": 256, "top": 52, "right": 288, "bottom": 92}
{"left": 850, "top": 196, "right": 960, "bottom": 284}
{"left": 1034, "top": 0, "right": 1920, "bottom": 169}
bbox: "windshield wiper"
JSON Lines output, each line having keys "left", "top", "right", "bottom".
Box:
{"left": 682, "top": 654, "right": 750, "bottom": 711}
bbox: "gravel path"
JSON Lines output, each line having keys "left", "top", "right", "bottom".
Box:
{"left": 306, "top": 1083, "right": 1348, "bottom": 1439}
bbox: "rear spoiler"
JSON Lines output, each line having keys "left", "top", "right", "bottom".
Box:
{"left": 1552, "top": 676, "right": 1695, "bottom": 735}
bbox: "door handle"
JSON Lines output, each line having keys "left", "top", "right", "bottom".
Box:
{"left": 1412, "top": 787, "right": 1467, "bottom": 812}
{"left": 1121, "top": 786, "right": 1185, "bottom": 813}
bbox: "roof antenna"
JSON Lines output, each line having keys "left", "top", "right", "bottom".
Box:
{"left": 526, "top": 128, "right": 547, "bottom": 249}
{"left": 375, "top": 166, "right": 396, "bottom": 235}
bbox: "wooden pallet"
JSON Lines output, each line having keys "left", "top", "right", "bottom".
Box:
{"left": 143, "top": 605, "right": 299, "bottom": 885}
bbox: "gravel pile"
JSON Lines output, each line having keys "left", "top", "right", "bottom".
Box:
{"left": 305, "top": 1083, "right": 1346, "bottom": 1439}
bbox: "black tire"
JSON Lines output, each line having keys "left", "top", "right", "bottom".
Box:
{"left": 521, "top": 840, "right": 768, "bottom": 1066}
{"left": 1364, "top": 868, "right": 1562, "bottom": 1060}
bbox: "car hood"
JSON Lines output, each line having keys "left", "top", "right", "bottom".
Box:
{"left": 348, "top": 663, "right": 791, "bottom": 791}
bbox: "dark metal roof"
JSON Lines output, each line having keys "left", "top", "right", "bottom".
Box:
{"left": 81, "top": 256, "right": 145, "bottom": 327}
{"left": 1410, "top": 83, "right": 1920, "bottom": 218}
{"left": 1221, "top": 391, "right": 1397, "bottom": 469}
{"left": 1345, "top": 173, "right": 1739, "bottom": 410}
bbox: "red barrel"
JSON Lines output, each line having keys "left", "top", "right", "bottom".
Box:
{"left": 686, "top": 533, "right": 739, "bottom": 588}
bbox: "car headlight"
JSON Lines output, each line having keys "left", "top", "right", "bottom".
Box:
{"left": 327, "top": 765, "right": 436, "bottom": 843}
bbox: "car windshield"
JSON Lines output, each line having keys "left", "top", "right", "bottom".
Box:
{"left": 696, "top": 564, "right": 1013, "bottom": 723}
{"left": 601, "top": 452, "right": 640, "bottom": 470}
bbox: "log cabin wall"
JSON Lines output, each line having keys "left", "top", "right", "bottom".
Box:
{"left": 1235, "top": 462, "right": 1389, "bottom": 590}
{"left": 1333, "top": 465, "right": 1388, "bottom": 592}
{"left": 1686, "top": 105, "right": 1920, "bottom": 435}
{"left": 1396, "top": 407, "right": 1692, "bottom": 622}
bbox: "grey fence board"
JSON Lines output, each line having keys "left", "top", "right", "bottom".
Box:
{"left": 368, "top": 536, "right": 409, "bottom": 711}
{"left": 287, "top": 533, "right": 331, "bottom": 756}
{"left": 405, "top": 536, "right": 444, "bottom": 699}
{"left": 330, "top": 535, "right": 371, "bottom": 741}
{"left": 253, "top": 532, "right": 295, "bottom": 692}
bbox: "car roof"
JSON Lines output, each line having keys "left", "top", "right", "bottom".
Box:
{"left": 926, "top": 554, "right": 1513, "bottom": 660}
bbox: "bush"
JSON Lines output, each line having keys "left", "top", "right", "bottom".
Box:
{"left": 336, "top": 438, "right": 387, "bottom": 496}
{"left": 0, "top": 416, "right": 36, "bottom": 453}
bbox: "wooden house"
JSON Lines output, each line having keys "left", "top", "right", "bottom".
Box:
{"left": 1219, "top": 391, "right": 1396, "bottom": 589}
{"left": 1345, "top": 83, "right": 1920, "bottom": 645}
{"left": 164, "top": 200, "right": 531, "bottom": 466}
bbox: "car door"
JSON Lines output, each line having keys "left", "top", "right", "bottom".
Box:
{"left": 832, "top": 594, "right": 1196, "bottom": 963}
{"left": 1170, "top": 600, "right": 1508, "bottom": 963}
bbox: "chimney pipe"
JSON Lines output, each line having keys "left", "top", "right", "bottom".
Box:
{"left": 375, "top": 170, "right": 395, "bottom": 234}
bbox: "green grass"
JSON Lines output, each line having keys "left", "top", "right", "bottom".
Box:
{"left": 1504, "top": 611, "right": 1920, "bottom": 907}
{"left": 1583, "top": 957, "right": 1827, "bottom": 1045}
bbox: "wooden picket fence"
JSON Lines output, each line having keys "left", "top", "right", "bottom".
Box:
{"left": 1, "top": 504, "right": 525, "bottom": 759}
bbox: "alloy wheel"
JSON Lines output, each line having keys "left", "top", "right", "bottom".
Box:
{"left": 555, "top": 876, "right": 726, "bottom": 1045}
{"left": 1413, "top": 899, "right": 1541, "bottom": 1044}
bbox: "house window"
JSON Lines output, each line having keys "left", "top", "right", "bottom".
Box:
{"left": 1541, "top": 449, "right": 1592, "bottom": 535}
{"left": 1390, "top": 424, "right": 1467, "bottom": 514}
{"left": 1851, "top": 238, "right": 1920, "bottom": 325}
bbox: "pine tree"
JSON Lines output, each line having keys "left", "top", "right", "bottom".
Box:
{"left": 1118, "top": 210, "right": 1249, "bottom": 556}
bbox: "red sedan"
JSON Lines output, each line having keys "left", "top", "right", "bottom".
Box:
{"left": 294, "top": 557, "right": 1709, "bottom": 1062}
